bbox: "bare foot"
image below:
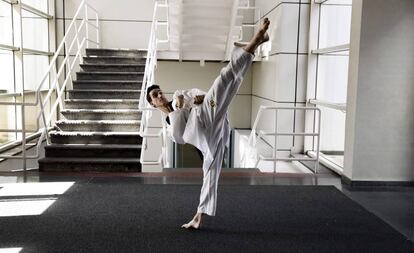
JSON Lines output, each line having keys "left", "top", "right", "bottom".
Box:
{"left": 181, "top": 213, "right": 203, "bottom": 229}
{"left": 243, "top": 18, "right": 270, "bottom": 53}
{"left": 254, "top": 17, "right": 270, "bottom": 46}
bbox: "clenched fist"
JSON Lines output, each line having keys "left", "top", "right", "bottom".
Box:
{"left": 176, "top": 95, "right": 185, "bottom": 108}
{"left": 193, "top": 95, "right": 205, "bottom": 105}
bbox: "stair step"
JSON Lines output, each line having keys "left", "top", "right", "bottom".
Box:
{"left": 56, "top": 120, "right": 140, "bottom": 131}
{"left": 61, "top": 109, "right": 142, "bottom": 120}
{"left": 83, "top": 56, "right": 146, "bottom": 64}
{"left": 38, "top": 157, "right": 141, "bottom": 172}
{"left": 64, "top": 99, "right": 140, "bottom": 109}
{"left": 44, "top": 144, "right": 142, "bottom": 158}
{"left": 76, "top": 72, "right": 144, "bottom": 81}
{"left": 85, "top": 48, "right": 146, "bottom": 57}
{"left": 72, "top": 80, "right": 142, "bottom": 90}
{"left": 80, "top": 64, "right": 145, "bottom": 72}
{"left": 67, "top": 89, "right": 140, "bottom": 99}
{"left": 50, "top": 131, "right": 143, "bottom": 144}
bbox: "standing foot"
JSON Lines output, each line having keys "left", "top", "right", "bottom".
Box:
{"left": 181, "top": 213, "right": 203, "bottom": 229}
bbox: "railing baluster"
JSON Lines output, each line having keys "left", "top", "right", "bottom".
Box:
{"left": 138, "top": 1, "right": 171, "bottom": 166}
{"left": 244, "top": 106, "right": 321, "bottom": 173}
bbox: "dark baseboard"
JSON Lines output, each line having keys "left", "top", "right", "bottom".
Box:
{"left": 341, "top": 175, "right": 414, "bottom": 188}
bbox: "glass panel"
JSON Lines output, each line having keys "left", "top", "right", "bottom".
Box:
{"left": 23, "top": 55, "right": 49, "bottom": 91}
{"left": 0, "top": 1, "right": 13, "bottom": 46}
{"left": 317, "top": 106, "right": 345, "bottom": 152}
{"left": 22, "top": 10, "right": 49, "bottom": 51}
{"left": 21, "top": 0, "right": 48, "bottom": 14}
{"left": 316, "top": 55, "right": 348, "bottom": 103}
{"left": 0, "top": 105, "right": 17, "bottom": 145}
{"left": 319, "top": 4, "right": 352, "bottom": 48}
{"left": 0, "top": 49, "right": 14, "bottom": 93}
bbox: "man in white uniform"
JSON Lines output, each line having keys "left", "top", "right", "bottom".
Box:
{"left": 147, "top": 18, "right": 270, "bottom": 229}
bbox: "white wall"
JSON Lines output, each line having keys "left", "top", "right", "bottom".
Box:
{"left": 344, "top": 0, "right": 414, "bottom": 182}
{"left": 251, "top": 0, "right": 309, "bottom": 154}
{"left": 55, "top": 0, "right": 154, "bottom": 49}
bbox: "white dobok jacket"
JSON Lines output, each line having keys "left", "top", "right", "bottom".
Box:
{"left": 165, "top": 46, "right": 254, "bottom": 216}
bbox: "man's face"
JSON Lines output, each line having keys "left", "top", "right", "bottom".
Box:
{"left": 149, "top": 88, "right": 168, "bottom": 108}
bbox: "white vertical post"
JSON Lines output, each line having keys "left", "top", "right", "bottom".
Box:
{"left": 305, "top": 0, "right": 321, "bottom": 152}
{"left": 315, "top": 109, "right": 321, "bottom": 173}
{"left": 48, "top": 0, "right": 56, "bottom": 122}
{"left": 273, "top": 109, "right": 278, "bottom": 173}
{"left": 12, "top": 0, "right": 27, "bottom": 171}
{"left": 74, "top": 21, "right": 81, "bottom": 63}
{"left": 85, "top": 6, "right": 89, "bottom": 48}
{"left": 95, "top": 12, "right": 99, "bottom": 48}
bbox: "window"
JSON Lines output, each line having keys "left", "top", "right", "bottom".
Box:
{"left": 305, "top": 0, "right": 352, "bottom": 172}
{"left": 0, "top": 0, "right": 54, "bottom": 146}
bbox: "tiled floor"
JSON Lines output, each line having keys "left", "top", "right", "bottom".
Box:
{"left": 0, "top": 169, "right": 413, "bottom": 242}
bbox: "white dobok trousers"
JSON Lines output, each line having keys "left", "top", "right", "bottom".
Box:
{"left": 196, "top": 47, "right": 254, "bottom": 216}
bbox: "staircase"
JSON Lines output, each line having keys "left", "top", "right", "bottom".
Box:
{"left": 38, "top": 48, "right": 146, "bottom": 172}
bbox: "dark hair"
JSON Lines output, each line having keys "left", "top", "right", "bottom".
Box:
{"left": 146, "top": 84, "right": 160, "bottom": 104}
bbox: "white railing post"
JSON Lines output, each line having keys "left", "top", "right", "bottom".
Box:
{"left": 138, "top": 1, "right": 171, "bottom": 166}
{"left": 85, "top": 5, "right": 89, "bottom": 48}
{"left": 315, "top": 109, "right": 321, "bottom": 173}
{"left": 246, "top": 106, "right": 322, "bottom": 173}
{"left": 273, "top": 109, "right": 278, "bottom": 173}
{"left": 96, "top": 12, "right": 100, "bottom": 47}
{"left": 12, "top": 0, "right": 27, "bottom": 171}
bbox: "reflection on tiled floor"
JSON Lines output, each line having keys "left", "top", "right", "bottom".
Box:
{"left": 257, "top": 160, "right": 314, "bottom": 173}
{"left": 322, "top": 154, "right": 344, "bottom": 168}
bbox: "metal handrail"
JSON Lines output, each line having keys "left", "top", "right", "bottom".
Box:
{"left": 308, "top": 99, "right": 346, "bottom": 113}
{"left": 138, "top": 0, "right": 170, "bottom": 167}
{"left": 0, "top": 0, "right": 99, "bottom": 171}
{"left": 242, "top": 105, "right": 322, "bottom": 173}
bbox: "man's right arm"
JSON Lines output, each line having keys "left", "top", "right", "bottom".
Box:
{"left": 167, "top": 109, "right": 189, "bottom": 144}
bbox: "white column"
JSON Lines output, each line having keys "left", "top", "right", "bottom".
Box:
{"left": 344, "top": 0, "right": 414, "bottom": 183}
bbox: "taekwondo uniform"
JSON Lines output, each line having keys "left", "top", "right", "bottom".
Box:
{"left": 167, "top": 46, "right": 254, "bottom": 216}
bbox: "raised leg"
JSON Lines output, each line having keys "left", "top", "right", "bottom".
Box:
{"left": 181, "top": 18, "right": 271, "bottom": 230}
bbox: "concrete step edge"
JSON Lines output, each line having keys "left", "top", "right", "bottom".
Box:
{"left": 65, "top": 99, "right": 139, "bottom": 102}
{"left": 80, "top": 63, "right": 146, "bottom": 67}
{"left": 56, "top": 120, "right": 141, "bottom": 124}
{"left": 77, "top": 71, "right": 144, "bottom": 75}
{"left": 39, "top": 157, "right": 141, "bottom": 163}
{"left": 61, "top": 109, "right": 141, "bottom": 113}
{"left": 86, "top": 48, "right": 146, "bottom": 52}
{"left": 50, "top": 131, "right": 141, "bottom": 136}
{"left": 45, "top": 144, "right": 142, "bottom": 149}
{"left": 83, "top": 56, "right": 146, "bottom": 59}
{"left": 73, "top": 80, "right": 143, "bottom": 83}
{"left": 68, "top": 89, "right": 141, "bottom": 92}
